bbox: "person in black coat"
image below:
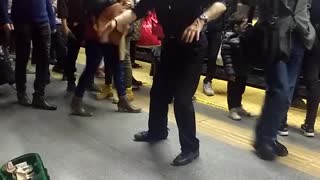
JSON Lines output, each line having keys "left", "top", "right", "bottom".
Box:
{"left": 221, "top": 12, "right": 252, "bottom": 121}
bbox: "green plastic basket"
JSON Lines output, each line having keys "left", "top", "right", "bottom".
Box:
{"left": 0, "top": 153, "right": 50, "bottom": 180}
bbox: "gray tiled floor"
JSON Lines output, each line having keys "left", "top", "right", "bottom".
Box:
{"left": 0, "top": 77, "right": 318, "bottom": 180}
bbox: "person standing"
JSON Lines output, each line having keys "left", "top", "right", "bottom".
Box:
{"left": 0, "top": 0, "right": 57, "bottom": 110}
{"left": 300, "top": 0, "right": 320, "bottom": 137}
{"left": 102, "top": 0, "right": 227, "bottom": 166}
{"left": 203, "top": 0, "right": 238, "bottom": 96}
{"left": 57, "top": 0, "right": 85, "bottom": 91}
{"left": 254, "top": 0, "right": 316, "bottom": 160}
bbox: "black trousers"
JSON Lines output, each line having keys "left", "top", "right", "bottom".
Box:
{"left": 148, "top": 36, "right": 207, "bottom": 153}
{"left": 204, "top": 31, "right": 223, "bottom": 84}
{"left": 15, "top": 23, "right": 51, "bottom": 96}
{"left": 65, "top": 23, "right": 84, "bottom": 83}
{"left": 50, "top": 25, "right": 67, "bottom": 68}
{"left": 304, "top": 42, "right": 320, "bottom": 127}
{"left": 227, "top": 76, "right": 247, "bottom": 110}
{"left": 130, "top": 40, "right": 137, "bottom": 65}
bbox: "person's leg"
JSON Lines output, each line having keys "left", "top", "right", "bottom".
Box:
{"left": 172, "top": 37, "right": 206, "bottom": 166}
{"left": 53, "top": 25, "right": 67, "bottom": 73}
{"left": 96, "top": 57, "right": 114, "bottom": 100}
{"left": 65, "top": 24, "right": 83, "bottom": 91}
{"left": 278, "top": 40, "right": 305, "bottom": 135}
{"left": 104, "top": 44, "right": 141, "bottom": 113}
{"left": 255, "top": 60, "right": 290, "bottom": 160}
{"left": 14, "top": 23, "right": 32, "bottom": 106}
{"left": 72, "top": 41, "right": 103, "bottom": 116}
{"left": 31, "top": 23, "right": 57, "bottom": 110}
{"left": 203, "top": 31, "right": 222, "bottom": 96}
{"left": 134, "top": 43, "right": 172, "bottom": 141}
{"left": 302, "top": 42, "right": 320, "bottom": 136}
{"left": 130, "top": 40, "right": 141, "bottom": 68}
{"left": 227, "top": 76, "right": 248, "bottom": 120}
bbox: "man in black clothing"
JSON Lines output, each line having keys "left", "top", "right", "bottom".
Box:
{"left": 57, "top": 0, "right": 85, "bottom": 91}
{"left": 103, "top": 0, "right": 227, "bottom": 166}
{"left": 0, "top": 0, "right": 57, "bottom": 110}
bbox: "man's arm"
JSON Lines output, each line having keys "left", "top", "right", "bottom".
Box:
{"left": 182, "top": 1, "right": 227, "bottom": 43}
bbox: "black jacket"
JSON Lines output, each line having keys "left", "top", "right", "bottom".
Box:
{"left": 57, "top": 0, "right": 86, "bottom": 23}
{"left": 221, "top": 31, "right": 249, "bottom": 76}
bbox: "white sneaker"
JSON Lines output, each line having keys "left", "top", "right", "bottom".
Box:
{"left": 229, "top": 108, "right": 242, "bottom": 121}
{"left": 235, "top": 107, "right": 251, "bottom": 117}
{"left": 203, "top": 82, "right": 214, "bottom": 96}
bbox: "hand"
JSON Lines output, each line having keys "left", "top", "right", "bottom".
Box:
{"left": 96, "top": 19, "right": 117, "bottom": 43}
{"left": 3, "top": 23, "right": 14, "bottom": 32}
{"left": 123, "top": 0, "right": 133, "bottom": 9}
{"left": 62, "top": 25, "right": 71, "bottom": 36}
{"left": 181, "top": 18, "right": 205, "bottom": 43}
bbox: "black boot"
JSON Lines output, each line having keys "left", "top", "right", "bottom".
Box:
{"left": 32, "top": 94, "right": 57, "bottom": 111}
{"left": 71, "top": 96, "right": 93, "bottom": 117}
{"left": 117, "top": 96, "right": 141, "bottom": 113}
{"left": 17, "top": 92, "right": 32, "bottom": 106}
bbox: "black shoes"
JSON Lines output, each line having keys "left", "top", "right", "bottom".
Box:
{"left": 301, "top": 123, "right": 315, "bottom": 137}
{"left": 134, "top": 131, "right": 168, "bottom": 142}
{"left": 172, "top": 150, "right": 200, "bottom": 166}
{"left": 52, "top": 65, "right": 64, "bottom": 74}
{"left": 17, "top": 93, "right": 32, "bottom": 106}
{"left": 32, "top": 95, "right": 57, "bottom": 111}
{"left": 254, "top": 140, "right": 288, "bottom": 161}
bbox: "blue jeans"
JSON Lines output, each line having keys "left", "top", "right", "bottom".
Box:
{"left": 256, "top": 39, "right": 305, "bottom": 143}
{"left": 75, "top": 41, "right": 126, "bottom": 98}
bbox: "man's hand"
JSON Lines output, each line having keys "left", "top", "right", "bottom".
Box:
{"left": 181, "top": 18, "right": 205, "bottom": 43}
{"left": 3, "top": 23, "right": 14, "bottom": 32}
{"left": 95, "top": 19, "right": 117, "bottom": 43}
{"left": 62, "top": 25, "right": 71, "bottom": 36}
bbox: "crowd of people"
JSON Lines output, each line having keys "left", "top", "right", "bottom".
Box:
{"left": 0, "top": 0, "right": 319, "bottom": 166}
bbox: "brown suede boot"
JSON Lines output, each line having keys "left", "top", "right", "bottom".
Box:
{"left": 117, "top": 96, "right": 141, "bottom": 113}
{"left": 71, "top": 96, "right": 93, "bottom": 117}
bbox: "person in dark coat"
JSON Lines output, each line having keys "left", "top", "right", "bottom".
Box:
{"left": 0, "top": 0, "right": 57, "bottom": 110}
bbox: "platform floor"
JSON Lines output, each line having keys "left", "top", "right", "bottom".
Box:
{"left": 0, "top": 55, "right": 320, "bottom": 179}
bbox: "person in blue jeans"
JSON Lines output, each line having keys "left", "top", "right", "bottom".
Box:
{"left": 70, "top": 1, "right": 141, "bottom": 117}
{"left": 254, "top": 0, "right": 316, "bottom": 161}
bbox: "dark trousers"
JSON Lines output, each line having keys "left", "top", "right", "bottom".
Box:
{"left": 51, "top": 25, "right": 67, "bottom": 68}
{"left": 304, "top": 42, "right": 320, "bottom": 127}
{"left": 15, "top": 23, "right": 51, "bottom": 96}
{"left": 256, "top": 39, "right": 305, "bottom": 143}
{"left": 65, "top": 23, "right": 84, "bottom": 83}
{"left": 130, "top": 40, "right": 137, "bottom": 65}
{"left": 75, "top": 41, "right": 126, "bottom": 98}
{"left": 148, "top": 36, "right": 207, "bottom": 153}
{"left": 227, "top": 76, "right": 247, "bottom": 110}
{"left": 204, "top": 31, "right": 222, "bottom": 83}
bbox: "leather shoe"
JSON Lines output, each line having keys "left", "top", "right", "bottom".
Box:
{"left": 32, "top": 95, "right": 57, "bottom": 111}
{"left": 134, "top": 131, "right": 167, "bottom": 142}
{"left": 253, "top": 141, "right": 276, "bottom": 161}
{"left": 17, "top": 93, "right": 32, "bottom": 106}
{"left": 172, "top": 150, "right": 200, "bottom": 166}
{"left": 274, "top": 140, "right": 288, "bottom": 157}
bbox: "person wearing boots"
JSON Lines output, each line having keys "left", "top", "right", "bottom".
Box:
{"left": 102, "top": 0, "right": 227, "bottom": 166}
{"left": 70, "top": 0, "right": 141, "bottom": 117}
{"left": 97, "top": 0, "right": 139, "bottom": 101}
{"left": 254, "top": 0, "right": 316, "bottom": 161}
{"left": 0, "top": 0, "right": 57, "bottom": 110}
